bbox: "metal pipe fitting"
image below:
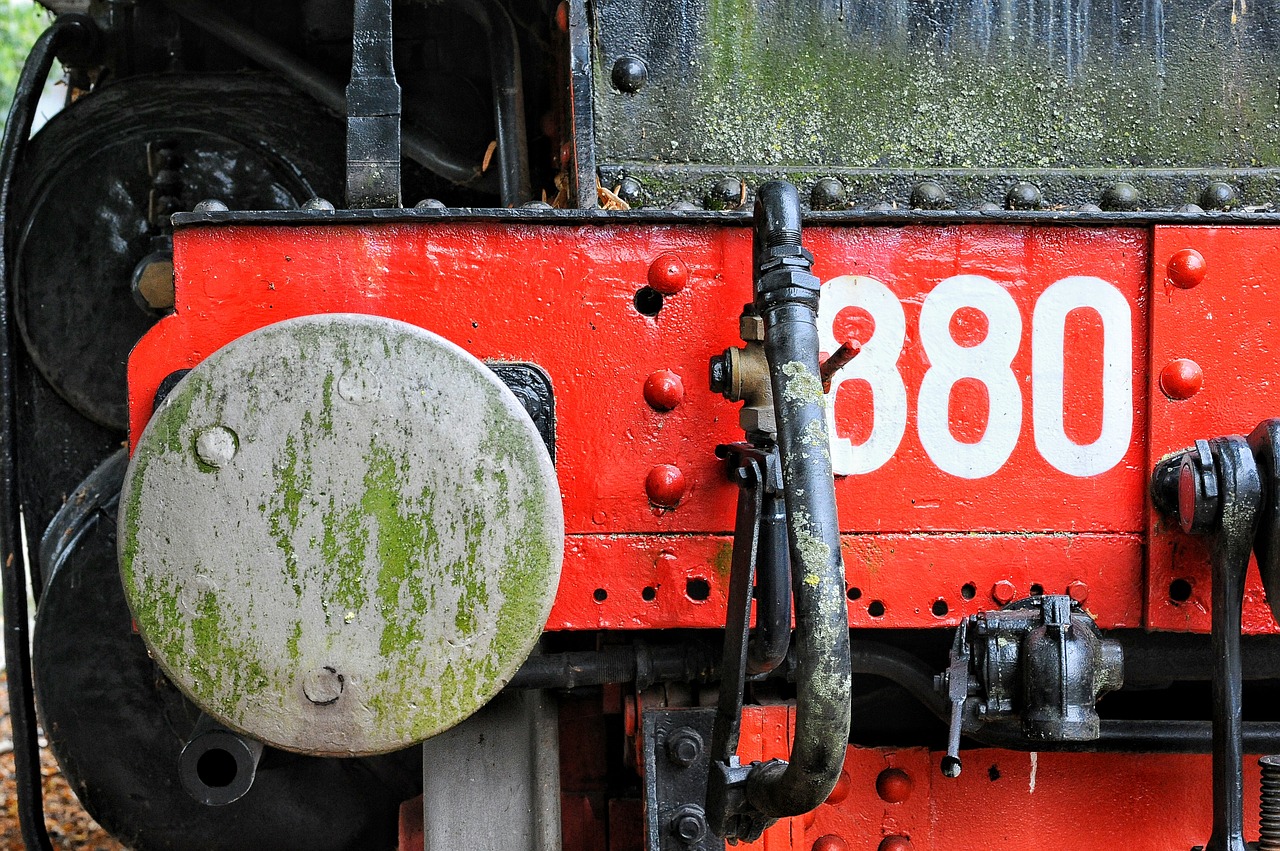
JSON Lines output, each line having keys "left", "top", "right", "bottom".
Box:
{"left": 179, "top": 715, "right": 266, "bottom": 806}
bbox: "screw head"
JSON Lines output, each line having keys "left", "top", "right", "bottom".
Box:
{"left": 644, "top": 370, "right": 685, "bottom": 411}
{"left": 909, "top": 180, "right": 947, "bottom": 210}
{"left": 665, "top": 727, "right": 703, "bottom": 767}
{"left": 876, "top": 767, "right": 914, "bottom": 803}
{"left": 1100, "top": 182, "right": 1140, "bottom": 212}
{"left": 302, "top": 666, "right": 344, "bottom": 705}
{"left": 1200, "top": 181, "right": 1238, "bottom": 211}
{"left": 611, "top": 56, "right": 648, "bottom": 93}
{"left": 195, "top": 426, "right": 238, "bottom": 468}
{"left": 1166, "top": 248, "right": 1207, "bottom": 289}
{"left": 811, "top": 178, "right": 847, "bottom": 211}
{"left": 1159, "top": 358, "right": 1203, "bottom": 401}
{"left": 647, "top": 253, "right": 689, "bottom": 295}
{"left": 991, "top": 580, "right": 1017, "bottom": 606}
{"left": 1005, "top": 181, "right": 1042, "bottom": 210}
{"left": 646, "top": 464, "right": 687, "bottom": 509}
{"left": 706, "top": 177, "right": 745, "bottom": 210}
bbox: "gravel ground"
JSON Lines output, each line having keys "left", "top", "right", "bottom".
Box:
{"left": 0, "top": 672, "right": 126, "bottom": 850}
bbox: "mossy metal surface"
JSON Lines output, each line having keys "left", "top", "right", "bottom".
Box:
{"left": 118, "top": 314, "right": 563, "bottom": 756}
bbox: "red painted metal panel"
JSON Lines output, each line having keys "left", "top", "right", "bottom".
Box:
{"left": 807, "top": 746, "right": 1263, "bottom": 850}
{"left": 132, "top": 222, "right": 1155, "bottom": 628}
{"left": 1148, "top": 227, "right": 1280, "bottom": 634}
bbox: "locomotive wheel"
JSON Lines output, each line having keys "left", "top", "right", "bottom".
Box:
{"left": 32, "top": 451, "right": 421, "bottom": 851}
{"left": 12, "top": 73, "right": 346, "bottom": 432}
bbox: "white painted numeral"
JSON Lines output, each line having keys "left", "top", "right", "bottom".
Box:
{"left": 1031, "top": 276, "right": 1133, "bottom": 476}
{"left": 916, "top": 275, "right": 1023, "bottom": 479}
{"left": 817, "top": 276, "right": 907, "bottom": 476}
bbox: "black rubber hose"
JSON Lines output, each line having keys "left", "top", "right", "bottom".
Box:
{"left": 1, "top": 17, "right": 100, "bottom": 850}
{"left": 744, "top": 181, "right": 852, "bottom": 818}
{"left": 161, "top": 0, "right": 494, "bottom": 193}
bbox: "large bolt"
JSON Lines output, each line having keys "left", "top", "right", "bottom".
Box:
{"left": 991, "top": 580, "right": 1017, "bottom": 606}
{"left": 670, "top": 804, "right": 708, "bottom": 845}
{"left": 195, "top": 426, "right": 238, "bottom": 468}
{"left": 665, "top": 727, "right": 703, "bottom": 767}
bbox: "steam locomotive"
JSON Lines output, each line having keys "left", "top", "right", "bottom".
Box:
{"left": 5, "top": 1, "right": 1280, "bottom": 849}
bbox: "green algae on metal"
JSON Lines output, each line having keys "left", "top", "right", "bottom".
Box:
{"left": 117, "top": 314, "right": 564, "bottom": 756}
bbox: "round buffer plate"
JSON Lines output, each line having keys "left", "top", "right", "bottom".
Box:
{"left": 120, "top": 314, "right": 563, "bottom": 756}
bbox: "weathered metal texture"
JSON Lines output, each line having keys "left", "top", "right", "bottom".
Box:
{"left": 124, "top": 217, "right": 1280, "bottom": 633}
{"left": 1148, "top": 227, "right": 1280, "bottom": 634}
{"left": 806, "top": 745, "right": 1268, "bottom": 849}
{"left": 590, "top": 0, "right": 1280, "bottom": 208}
{"left": 420, "top": 690, "right": 561, "bottom": 851}
{"left": 120, "top": 314, "right": 564, "bottom": 755}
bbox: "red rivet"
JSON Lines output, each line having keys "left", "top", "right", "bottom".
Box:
{"left": 992, "top": 580, "right": 1017, "bottom": 606}
{"left": 554, "top": 1, "right": 569, "bottom": 32}
{"left": 875, "top": 767, "right": 913, "bottom": 803}
{"left": 645, "top": 464, "right": 686, "bottom": 508}
{"left": 1160, "top": 358, "right": 1203, "bottom": 400}
{"left": 825, "top": 769, "right": 852, "bottom": 805}
{"left": 1067, "top": 580, "right": 1089, "bottom": 603}
{"left": 1167, "top": 248, "right": 1207, "bottom": 289}
{"left": 648, "top": 253, "right": 689, "bottom": 295}
{"left": 644, "top": 370, "right": 685, "bottom": 411}
{"left": 812, "top": 836, "right": 848, "bottom": 851}
{"left": 878, "top": 837, "right": 913, "bottom": 851}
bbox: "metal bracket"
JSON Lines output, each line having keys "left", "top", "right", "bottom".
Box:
{"left": 642, "top": 708, "right": 725, "bottom": 851}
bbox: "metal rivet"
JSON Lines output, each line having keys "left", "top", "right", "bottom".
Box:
{"left": 868, "top": 200, "right": 894, "bottom": 212}
{"left": 875, "top": 767, "right": 914, "bottom": 803}
{"left": 1166, "top": 248, "right": 1207, "bottom": 289}
{"left": 1100, "top": 182, "right": 1139, "bottom": 211}
{"left": 1178, "top": 203, "right": 1205, "bottom": 214}
{"left": 302, "top": 197, "right": 335, "bottom": 213}
{"left": 647, "top": 254, "right": 688, "bottom": 295}
{"left": 554, "top": 1, "right": 568, "bottom": 32}
{"left": 977, "top": 201, "right": 1001, "bottom": 212}
{"left": 646, "top": 464, "right": 686, "bottom": 508}
{"left": 521, "top": 200, "right": 553, "bottom": 209}
{"left": 303, "top": 667, "right": 344, "bottom": 706}
{"left": 667, "top": 200, "right": 700, "bottom": 211}
{"left": 617, "top": 176, "right": 643, "bottom": 205}
{"left": 810, "top": 178, "right": 847, "bottom": 211}
{"left": 1200, "top": 181, "right": 1238, "bottom": 211}
{"left": 877, "top": 838, "right": 913, "bottom": 851}
{"left": 1160, "top": 358, "right": 1203, "bottom": 400}
{"left": 611, "top": 56, "right": 648, "bottom": 93}
{"left": 1077, "top": 203, "right": 1103, "bottom": 213}
{"left": 195, "top": 426, "right": 238, "bottom": 468}
{"left": 991, "top": 580, "right": 1016, "bottom": 605}
{"left": 812, "top": 836, "right": 850, "bottom": 851}
{"left": 706, "top": 177, "right": 746, "bottom": 210}
{"left": 909, "top": 180, "right": 947, "bottom": 210}
{"left": 825, "top": 768, "right": 852, "bottom": 805}
{"left": 1067, "top": 580, "right": 1090, "bottom": 604}
{"left": 415, "top": 198, "right": 446, "bottom": 210}
{"left": 1005, "top": 182, "right": 1042, "bottom": 210}
{"left": 644, "top": 370, "right": 685, "bottom": 410}
{"left": 193, "top": 199, "right": 229, "bottom": 213}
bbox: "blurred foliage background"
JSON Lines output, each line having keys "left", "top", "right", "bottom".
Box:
{"left": 0, "top": 1, "right": 50, "bottom": 125}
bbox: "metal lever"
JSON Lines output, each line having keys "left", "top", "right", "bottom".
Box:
{"left": 346, "top": 0, "right": 401, "bottom": 208}
{"left": 1152, "top": 436, "right": 1262, "bottom": 851}
{"left": 941, "top": 619, "right": 970, "bottom": 778}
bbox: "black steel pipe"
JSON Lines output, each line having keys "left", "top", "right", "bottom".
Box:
{"left": 746, "top": 490, "right": 791, "bottom": 675}
{"left": 161, "top": 0, "right": 493, "bottom": 192}
{"left": 1, "top": 18, "right": 100, "bottom": 851}
{"left": 179, "top": 715, "right": 266, "bottom": 807}
{"left": 743, "top": 181, "right": 852, "bottom": 818}
{"left": 447, "top": 0, "right": 532, "bottom": 205}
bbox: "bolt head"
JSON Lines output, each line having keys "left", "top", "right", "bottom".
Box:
{"left": 1200, "top": 181, "right": 1238, "bottom": 211}
{"left": 644, "top": 370, "right": 685, "bottom": 411}
{"left": 1166, "top": 248, "right": 1207, "bottom": 289}
{"left": 909, "top": 180, "right": 947, "bottom": 210}
{"left": 670, "top": 806, "right": 707, "bottom": 843}
{"left": 991, "top": 580, "right": 1017, "bottom": 606}
{"left": 611, "top": 56, "right": 648, "bottom": 93}
{"left": 1159, "top": 358, "right": 1203, "bottom": 401}
{"left": 876, "top": 767, "right": 914, "bottom": 803}
{"left": 706, "top": 178, "right": 745, "bottom": 210}
{"left": 811, "top": 178, "right": 847, "bottom": 211}
{"left": 646, "top": 464, "right": 686, "bottom": 509}
{"left": 665, "top": 727, "right": 703, "bottom": 766}
{"left": 1100, "top": 182, "right": 1140, "bottom": 212}
{"left": 1005, "top": 181, "right": 1042, "bottom": 210}
{"left": 1067, "top": 580, "right": 1090, "bottom": 604}
{"left": 194, "top": 426, "right": 238, "bottom": 468}
{"left": 648, "top": 253, "right": 689, "bottom": 295}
